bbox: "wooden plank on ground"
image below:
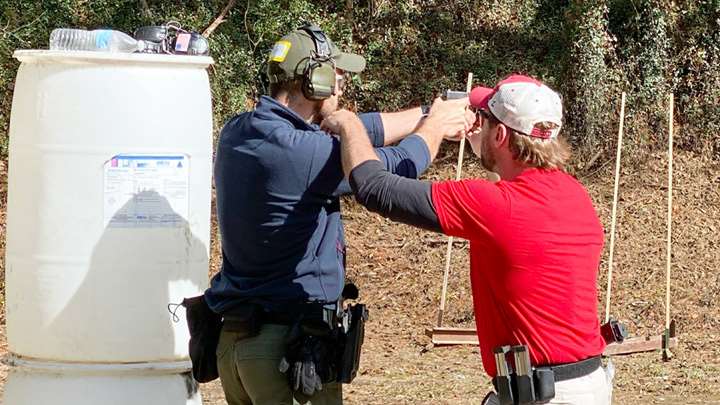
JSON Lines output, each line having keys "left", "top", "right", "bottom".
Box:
{"left": 426, "top": 327, "right": 478, "bottom": 346}
{"left": 603, "top": 335, "right": 678, "bottom": 356}
{"left": 425, "top": 327, "right": 679, "bottom": 357}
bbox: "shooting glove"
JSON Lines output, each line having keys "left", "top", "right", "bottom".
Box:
{"left": 279, "top": 335, "right": 326, "bottom": 396}
{"left": 279, "top": 315, "right": 338, "bottom": 396}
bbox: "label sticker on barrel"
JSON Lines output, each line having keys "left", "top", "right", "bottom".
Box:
{"left": 103, "top": 154, "right": 189, "bottom": 228}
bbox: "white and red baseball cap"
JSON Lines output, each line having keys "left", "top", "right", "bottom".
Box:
{"left": 469, "top": 74, "right": 563, "bottom": 140}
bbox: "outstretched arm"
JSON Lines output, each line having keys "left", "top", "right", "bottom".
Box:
{"left": 311, "top": 111, "right": 430, "bottom": 197}
{"left": 350, "top": 159, "right": 441, "bottom": 232}
{"left": 327, "top": 97, "right": 473, "bottom": 175}
{"left": 379, "top": 107, "right": 424, "bottom": 145}
{"left": 319, "top": 98, "right": 474, "bottom": 231}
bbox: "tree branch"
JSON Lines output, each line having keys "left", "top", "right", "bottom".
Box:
{"left": 203, "top": 0, "right": 237, "bottom": 37}
{"left": 244, "top": 0, "right": 263, "bottom": 52}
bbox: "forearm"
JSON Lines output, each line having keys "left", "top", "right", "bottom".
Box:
{"left": 413, "top": 119, "right": 445, "bottom": 162}
{"left": 350, "top": 160, "right": 441, "bottom": 232}
{"left": 340, "top": 117, "right": 379, "bottom": 177}
{"left": 380, "top": 107, "right": 424, "bottom": 145}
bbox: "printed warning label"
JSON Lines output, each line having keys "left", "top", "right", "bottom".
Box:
{"left": 103, "top": 154, "right": 189, "bottom": 228}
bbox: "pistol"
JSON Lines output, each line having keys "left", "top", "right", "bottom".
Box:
{"left": 442, "top": 90, "right": 468, "bottom": 100}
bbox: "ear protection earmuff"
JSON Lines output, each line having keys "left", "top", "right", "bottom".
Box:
{"left": 298, "top": 24, "right": 337, "bottom": 101}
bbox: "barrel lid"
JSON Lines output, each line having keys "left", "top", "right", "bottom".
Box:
{"left": 13, "top": 50, "right": 214, "bottom": 68}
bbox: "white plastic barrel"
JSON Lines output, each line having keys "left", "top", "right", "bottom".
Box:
{"left": 4, "top": 50, "right": 214, "bottom": 404}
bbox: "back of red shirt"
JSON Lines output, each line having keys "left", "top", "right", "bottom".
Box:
{"left": 431, "top": 168, "right": 606, "bottom": 377}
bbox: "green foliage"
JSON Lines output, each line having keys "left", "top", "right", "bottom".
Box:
{"left": 1, "top": 0, "right": 719, "bottom": 163}
{"left": 670, "top": 0, "right": 720, "bottom": 156}
{"left": 609, "top": 0, "right": 673, "bottom": 153}
{"left": 565, "top": 0, "right": 621, "bottom": 156}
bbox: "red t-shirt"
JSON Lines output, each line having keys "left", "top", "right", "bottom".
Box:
{"left": 431, "top": 168, "right": 606, "bottom": 377}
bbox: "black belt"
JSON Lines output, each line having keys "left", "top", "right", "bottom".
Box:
{"left": 223, "top": 303, "right": 337, "bottom": 327}
{"left": 261, "top": 311, "right": 294, "bottom": 325}
{"left": 542, "top": 355, "right": 601, "bottom": 382}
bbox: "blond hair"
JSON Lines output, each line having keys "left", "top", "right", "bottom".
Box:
{"left": 489, "top": 116, "right": 571, "bottom": 170}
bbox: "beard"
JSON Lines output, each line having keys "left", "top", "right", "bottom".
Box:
{"left": 312, "top": 96, "right": 339, "bottom": 124}
{"left": 480, "top": 132, "right": 496, "bottom": 172}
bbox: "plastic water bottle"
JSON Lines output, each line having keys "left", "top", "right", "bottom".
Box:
{"left": 49, "top": 28, "right": 147, "bottom": 52}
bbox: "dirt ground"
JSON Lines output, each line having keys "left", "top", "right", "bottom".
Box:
{"left": 1, "top": 146, "right": 719, "bottom": 404}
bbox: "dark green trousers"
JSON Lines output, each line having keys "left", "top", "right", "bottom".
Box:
{"left": 216, "top": 323, "right": 342, "bottom": 405}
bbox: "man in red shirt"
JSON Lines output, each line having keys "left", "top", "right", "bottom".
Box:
{"left": 321, "top": 74, "right": 613, "bottom": 404}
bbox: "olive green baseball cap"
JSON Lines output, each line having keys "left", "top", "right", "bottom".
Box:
{"left": 266, "top": 26, "right": 366, "bottom": 83}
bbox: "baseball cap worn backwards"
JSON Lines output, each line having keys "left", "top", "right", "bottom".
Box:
{"left": 266, "top": 26, "right": 366, "bottom": 83}
{"left": 469, "top": 74, "right": 563, "bottom": 140}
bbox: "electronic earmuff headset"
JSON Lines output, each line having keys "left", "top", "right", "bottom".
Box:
{"left": 298, "top": 24, "right": 337, "bottom": 101}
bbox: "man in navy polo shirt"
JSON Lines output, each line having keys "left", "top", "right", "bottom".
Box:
{"left": 204, "top": 24, "right": 472, "bottom": 405}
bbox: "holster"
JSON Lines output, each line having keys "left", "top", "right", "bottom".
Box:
{"left": 600, "top": 318, "right": 628, "bottom": 344}
{"left": 337, "top": 303, "right": 368, "bottom": 383}
{"left": 492, "top": 368, "right": 555, "bottom": 405}
{"left": 279, "top": 300, "right": 369, "bottom": 393}
{"left": 492, "top": 346, "right": 601, "bottom": 405}
{"left": 492, "top": 345, "right": 555, "bottom": 405}
{"left": 278, "top": 281, "right": 369, "bottom": 395}
{"left": 282, "top": 303, "right": 342, "bottom": 386}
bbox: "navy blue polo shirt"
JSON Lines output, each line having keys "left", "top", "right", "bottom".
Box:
{"left": 205, "top": 96, "right": 430, "bottom": 313}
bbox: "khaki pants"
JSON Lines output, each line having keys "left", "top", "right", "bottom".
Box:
{"left": 216, "top": 323, "right": 342, "bottom": 405}
{"left": 548, "top": 365, "right": 614, "bottom": 405}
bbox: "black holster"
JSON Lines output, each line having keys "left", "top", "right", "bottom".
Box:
{"left": 279, "top": 303, "right": 342, "bottom": 396}
{"left": 492, "top": 369, "right": 555, "bottom": 405}
{"left": 600, "top": 318, "right": 628, "bottom": 344}
{"left": 491, "top": 351, "right": 602, "bottom": 405}
{"left": 279, "top": 300, "right": 369, "bottom": 396}
{"left": 337, "top": 303, "right": 368, "bottom": 383}
{"left": 492, "top": 345, "right": 555, "bottom": 405}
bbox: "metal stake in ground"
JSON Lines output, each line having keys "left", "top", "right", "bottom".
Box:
{"left": 437, "top": 72, "right": 473, "bottom": 327}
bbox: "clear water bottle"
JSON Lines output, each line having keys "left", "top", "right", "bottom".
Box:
{"left": 49, "top": 28, "right": 147, "bottom": 53}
